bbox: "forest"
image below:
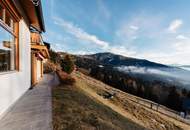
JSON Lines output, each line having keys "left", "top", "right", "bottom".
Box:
{"left": 75, "top": 56, "right": 190, "bottom": 112}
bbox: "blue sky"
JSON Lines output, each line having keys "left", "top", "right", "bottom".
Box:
{"left": 42, "top": 0, "right": 190, "bottom": 65}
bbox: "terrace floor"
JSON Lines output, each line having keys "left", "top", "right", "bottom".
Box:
{"left": 0, "top": 73, "right": 59, "bottom": 130}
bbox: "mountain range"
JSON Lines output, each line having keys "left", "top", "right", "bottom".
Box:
{"left": 76, "top": 52, "right": 190, "bottom": 89}
{"left": 83, "top": 52, "right": 168, "bottom": 68}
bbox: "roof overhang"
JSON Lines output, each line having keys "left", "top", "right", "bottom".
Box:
{"left": 12, "top": 0, "right": 45, "bottom": 32}
{"left": 31, "top": 44, "right": 49, "bottom": 59}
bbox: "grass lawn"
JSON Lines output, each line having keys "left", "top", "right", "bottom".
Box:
{"left": 52, "top": 83, "right": 148, "bottom": 130}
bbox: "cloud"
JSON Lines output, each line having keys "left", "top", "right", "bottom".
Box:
{"left": 114, "top": 15, "right": 190, "bottom": 65}
{"left": 71, "top": 50, "right": 95, "bottom": 55}
{"left": 115, "top": 24, "right": 138, "bottom": 43}
{"left": 173, "top": 41, "right": 190, "bottom": 53}
{"left": 53, "top": 17, "right": 109, "bottom": 48}
{"left": 176, "top": 35, "right": 188, "bottom": 40}
{"left": 130, "top": 25, "right": 139, "bottom": 31}
{"left": 116, "top": 66, "right": 170, "bottom": 76}
{"left": 52, "top": 16, "right": 190, "bottom": 65}
{"left": 136, "top": 37, "right": 190, "bottom": 65}
{"left": 115, "top": 14, "right": 164, "bottom": 45}
{"left": 168, "top": 19, "right": 183, "bottom": 33}
{"left": 116, "top": 24, "right": 138, "bottom": 37}
{"left": 53, "top": 17, "right": 138, "bottom": 57}
{"left": 116, "top": 66, "right": 190, "bottom": 84}
{"left": 173, "top": 34, "right": 190, "bottom": 53}
{"left": 109, "top": 46, "right": 136, "bottom": 57}
{"left": 42, "top": 29, "right": 68, "bottom": 51}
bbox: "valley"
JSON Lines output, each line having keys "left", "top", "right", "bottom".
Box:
{"left": 73, "top": 52, "right": 190, "bottom": 112}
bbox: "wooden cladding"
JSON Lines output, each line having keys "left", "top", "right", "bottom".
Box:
{"left": 18, "top": 0, "right": 45, "bottom": 32}
{"left": 31, "top": 32, "right": 43, "bottom": 45}
{"left": 31, "top": 44, "right": 50, "bottom": 58}
{"left": 15, "top": 22, "right": 19, "bottom": 70}
{"left": 1, "top": 0, "right": 21, "bottom": 22}
{"left": 31, "top": 51, "right": 43, "bottom": 86}
{"left": 31, "top": 52, "right": 37, "bottom": 85}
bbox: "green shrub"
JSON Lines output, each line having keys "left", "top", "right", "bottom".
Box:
{"left": 60, "top": 54, "right": 75, "bottom": 74}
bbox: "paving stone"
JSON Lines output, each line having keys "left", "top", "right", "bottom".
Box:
{"left": 0, "top": 73, "right": 59, "bottom": 130}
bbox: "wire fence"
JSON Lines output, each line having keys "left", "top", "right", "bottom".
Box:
{"left": 75, "top": 72, "right": 190, "bottom": 125}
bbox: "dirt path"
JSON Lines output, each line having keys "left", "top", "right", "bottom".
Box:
{"left": 74, "top": 72, "right": 190, "bottom": 130}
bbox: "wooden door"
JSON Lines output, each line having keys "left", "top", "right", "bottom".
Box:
{"left": 31, "top": 52, "right": 37, "bottom": 86}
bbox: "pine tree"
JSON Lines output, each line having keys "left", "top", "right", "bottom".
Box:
{"left": 49, "top": 49, "right": 61, "bottom": 64}
{"left": 182, "top": 88, "right": 188, "bottom": 97}
{"left": 61, "top": 54, "right": 74, "bottom": 74}
{"left": 166, "top": 86, "right": 182, "bottom": 111}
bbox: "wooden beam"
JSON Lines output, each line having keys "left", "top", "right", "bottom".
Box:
{"left": 2, "top": 0, "right": 21, "bottom": 21}
{"left": 15, "top": 22, "right": 19, "bottom": 70}
{"left": 31, "top": 52, "right": 37, "bottom": 86}
{"left": 31, "top": 44, "right": 50, "bottom": 58}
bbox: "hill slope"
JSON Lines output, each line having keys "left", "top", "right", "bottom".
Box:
{"left": 58, "top": 52, "right": 190, "bottom": 112}
{"left": 84, "top": 52, "right": 169, "bottom": 68}
{"left": 52, "top": 75, "right": 148, "bottom": 130}
{"left": 52, "top": 71, "right": 189, "bottom": 130}
{"left": 74, "top": 71, "right": 189, "bottom": 130}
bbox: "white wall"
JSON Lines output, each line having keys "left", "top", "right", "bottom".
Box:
{"left": 36, "top": 60, "right": 41, "bottom": 81}
{"left": 0, "top": 20, "right": 31, "bottom": 117}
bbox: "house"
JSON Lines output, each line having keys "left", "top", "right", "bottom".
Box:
{"left": 0, "top": 0, "right": 48, "bottom": 117}
{"left": 31, "top": 31, "right": 49, "bottom": 85}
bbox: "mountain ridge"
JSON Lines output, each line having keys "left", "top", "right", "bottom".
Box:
{"left": 79, "top": 52, "right": 170, "bottom": 68}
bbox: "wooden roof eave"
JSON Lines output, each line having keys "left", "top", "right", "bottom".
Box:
{"left": 2, "top": 0, "right": 22, "bottom": 21}
{"left": 31, "top": 44, "right": 49, "bottom": 59}
{"left": 12, "top": 0, "right": 45, "bottom": 32}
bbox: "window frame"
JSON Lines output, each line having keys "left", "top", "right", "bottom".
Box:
{"left": 0, "top": 1, "right": 20, "bottom": 72}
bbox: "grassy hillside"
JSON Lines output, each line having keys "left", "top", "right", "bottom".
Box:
{"left": 75, "top": 72, "right": 189, "bottom": 130}
{"left": 75, "top": 55, "right": 190, "bottom": 112}
{"left": 52, "top": 79, "right": 148, "bottom": 130}
{"left": 52, "top": 71, "right": 190, "bottom": 130}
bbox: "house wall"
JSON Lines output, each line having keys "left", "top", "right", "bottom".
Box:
{"left": 0, "top": 20, "right": 31, "bottom": 117}
{"left": 36, "top": 59, "right": 42, "bottom": 81}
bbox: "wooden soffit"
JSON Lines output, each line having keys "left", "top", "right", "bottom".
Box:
{"left": 12, "top": 0, "right": 45, "bottom": 32}
{"left": 31, "top": 44, "right": 49, "bottom": 58}
{"left": 1, "top": 0, "right": 21, "bottom": 21}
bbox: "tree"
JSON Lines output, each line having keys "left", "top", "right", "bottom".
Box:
{"left": 137, "top": 85, "right": 144, "bottom": 97}
{"left": 49, "top": 49, "right": 61, "bottom": 64}
{"left": 61, "top": 54, "right": 75, "bottom": 74}
{"left": 166, "top": 86, "right": 182, "bottom": 111}
{"left": 187, "top": 91, "right": 190, "bottom": 98}
{"left": 182, "top": 88, "right": 188, "bottom": 97}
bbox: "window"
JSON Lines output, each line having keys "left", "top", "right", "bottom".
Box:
{"left": 0, "top": 3, "right": 17, "bottom": 72}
